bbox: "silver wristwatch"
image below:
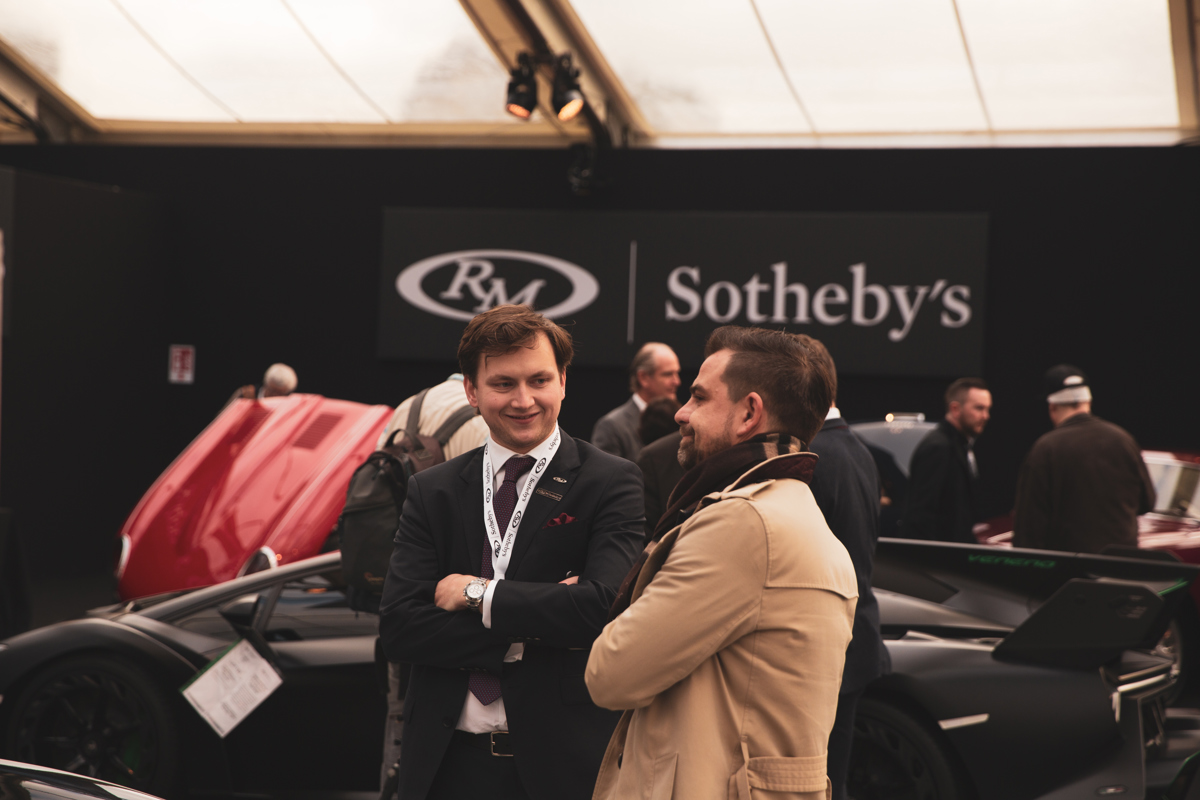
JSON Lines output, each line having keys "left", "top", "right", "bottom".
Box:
{"left": 463, "top": 578, "right": 488, "bottom": 609}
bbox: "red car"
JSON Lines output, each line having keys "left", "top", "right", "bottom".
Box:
{"left": 116, "top": 394, "right": 392, "bottom": 600}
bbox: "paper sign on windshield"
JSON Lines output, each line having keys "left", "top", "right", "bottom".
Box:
{"left": 181, "top": 638, "right": 282, "bottom": 738}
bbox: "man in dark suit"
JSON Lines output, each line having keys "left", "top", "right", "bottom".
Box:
{"left": 379, "top": 304, "right": 644, "bottom": 800}
{"left": 635, "top": 430, "right": 683, "bottom": 539}
{"left": 901, "top": 377, "right": 992, "bottom": 544}
{"left": 798, "top": 336, "right": 889, "bottom": 800}
{"left": 590, "top": 342, "right": 680, "bottom": 461}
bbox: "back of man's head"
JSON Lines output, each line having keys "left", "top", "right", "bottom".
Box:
{"left": 791, "top": 334, "right": 837, "bottom": 407}
{"left": 262, "top": 363, "right": 298, "bottom": 396}
{"left": 457, "top": 304, "right": 574, "bottom": 383}
{"left": 704, "top": 326, "right": 833, "bottom": 445}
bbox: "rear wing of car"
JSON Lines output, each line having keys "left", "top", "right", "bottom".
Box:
{"left": 875, "top": 538, "right": 1199, "bottom": 667}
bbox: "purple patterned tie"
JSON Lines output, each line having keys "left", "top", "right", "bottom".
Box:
{"left": 469, "top": 455, "right": 535, "bottom": 705}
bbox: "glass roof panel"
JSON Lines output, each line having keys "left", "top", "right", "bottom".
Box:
{"left": 0, "top": 0, "right": 234, "bottom": 121}
{"left": 0, "top": 0, "right": 516, "bottom": 124}
{"left": 285, "top": 0, "right": 514, "bottom": 123}
{"left": 755, "top": 0, "right": 988, "bottom": 133}
{"left": 569, "top": 0, "right": 812, "bottom": 134}
{"left": 958, "top": 0, "right": 1179, "bottom": 130}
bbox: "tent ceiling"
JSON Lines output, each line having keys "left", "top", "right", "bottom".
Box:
{"left": 0, "top": 0, "right": 1194, "bottom": 148}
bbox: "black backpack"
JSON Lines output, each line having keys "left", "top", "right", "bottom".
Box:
{"left": 339, "top": 388, "right": 478, "bottom": 613}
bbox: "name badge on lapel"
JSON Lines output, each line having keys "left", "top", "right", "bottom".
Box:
{"left": 535, "top": 487, "right": 563, "bottom": 502}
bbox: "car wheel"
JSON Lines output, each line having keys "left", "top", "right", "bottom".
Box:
{"left": 4, "top": 654, "right": 180, "bottom": 796}
{"left": 849, "top": 697, "right": 971, "bottom": 800}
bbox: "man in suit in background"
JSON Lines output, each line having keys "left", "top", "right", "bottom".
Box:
{"left": 379, "top": 304, "right": 644, "bottom": 800}
{"left": 901, "top": 377, "right": 992, "bottom": 543}
{"left": 591, "top": 342, "right": 681, "bottom": 461}
{"left": 798, "top": 335, "right": 890, "bottom": 800}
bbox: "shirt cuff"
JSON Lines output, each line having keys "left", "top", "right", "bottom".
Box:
{"left": 481, "top": 578, "right": 499, "bottom": 629}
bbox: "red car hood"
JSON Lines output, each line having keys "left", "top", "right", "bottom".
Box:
{"left": 117, "top": 394, "right": 392, "bottom": 599}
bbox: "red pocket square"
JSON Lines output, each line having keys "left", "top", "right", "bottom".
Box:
{"left": 544, "top": 513, "right": 576, "bottom": 528}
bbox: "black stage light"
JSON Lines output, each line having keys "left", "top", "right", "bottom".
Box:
{"left": 506, "top": 53, "right": 537, "bottom": 119}
{"left": 552, "top": 54, "right": 584, "bottom": 122}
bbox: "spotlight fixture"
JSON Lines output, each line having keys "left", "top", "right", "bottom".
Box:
{"left": 551, "top": 54, "right": 584, "bottom": 122}
{"left": 505, "top": 53, "right": 537, "bottom": 119}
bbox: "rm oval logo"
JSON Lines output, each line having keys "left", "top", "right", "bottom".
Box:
{"left": 396, "top": 249, "right": 601, "bottom": 321}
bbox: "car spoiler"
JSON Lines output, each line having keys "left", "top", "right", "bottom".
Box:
{"left": 875, "top": 538, "right": 1200, "bottom": 668}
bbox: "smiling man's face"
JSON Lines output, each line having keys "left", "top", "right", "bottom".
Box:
{"left": 464, "top": 332, "right": 566, "bottom": 454}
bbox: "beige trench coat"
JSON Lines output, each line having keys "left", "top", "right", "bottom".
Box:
{"left": 586, "top": 461, "right": 858, "bottom": 800}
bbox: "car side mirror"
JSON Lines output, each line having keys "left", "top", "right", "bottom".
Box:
{"left": 219, "top": 593, "right": 264, "bottom": 634}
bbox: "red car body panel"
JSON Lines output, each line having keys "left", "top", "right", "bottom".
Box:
{"left": 117, "top": 394, "right": 392, "bottom": 600}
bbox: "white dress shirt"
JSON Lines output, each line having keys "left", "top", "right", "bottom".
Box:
{"left": 457, "top": 427, "right": 561, "bottom": 733}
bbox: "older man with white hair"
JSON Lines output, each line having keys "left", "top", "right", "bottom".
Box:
{"left": 591, "top": 343, "right": 680, "bottom": 461}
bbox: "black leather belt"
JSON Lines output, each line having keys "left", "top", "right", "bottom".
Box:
{"left": 453, "top": 729, "right": 513, "bottom": 757}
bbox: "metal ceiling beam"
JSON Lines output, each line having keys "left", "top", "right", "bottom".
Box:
{"left": 1169, "top": 0, "right": 1199, "bottom": 132}
{"left": 0, "top": 37, "right": 97, "bottom": 143}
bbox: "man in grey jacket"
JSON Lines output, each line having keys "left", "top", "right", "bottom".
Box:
{"left": 590, "top": 343, "right": 680, "bottom": 461}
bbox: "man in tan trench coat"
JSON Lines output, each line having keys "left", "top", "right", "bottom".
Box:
{"left": 586, "top": 326, "right": 858, "bottom": 800}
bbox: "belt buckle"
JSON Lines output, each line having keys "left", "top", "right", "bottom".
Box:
{"left": 490, "top": 731, "right": 513, "bottom": 757}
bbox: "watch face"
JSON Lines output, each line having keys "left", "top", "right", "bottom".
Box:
{"left": 466, "top": 582, "right": 486, "bottom": 600}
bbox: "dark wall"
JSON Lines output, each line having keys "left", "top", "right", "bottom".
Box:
{"left": 0, "top": 144, "right": 1194, "bottom": 577}
{"left": 0, "top": 169, "right": 166, "bottom": 576}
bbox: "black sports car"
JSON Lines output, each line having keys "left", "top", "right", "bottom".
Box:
{"left": 0, "top": 555, "right": 383, "bottom": 799}
{"left": 0, "top": 758, "right": 169, "bottom": 800}
{"left": 0, "top": 547, "right": 1197, "bottom": 800}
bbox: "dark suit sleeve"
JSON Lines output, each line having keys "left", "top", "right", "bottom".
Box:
{"left": 1012, "top": 451, "right": 1050, "bottom": 550}
{"left": 1135, "top": 450, "right": 1156, "bottom": 516}
{"left": 637, "top": 449, "right": 663, "bottom": 539}
{"left": 901, "top": 440, "right": 948, "bottom": 539}
{"left": 590, "top": 415, "right": 622, "bottom": 458}
{"left": 378, "top": 473, "right": 511, "bottom": 673}
{"left": 489, "top": 458, "right": 644, "bottom": 649}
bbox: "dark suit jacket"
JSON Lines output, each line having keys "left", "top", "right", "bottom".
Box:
{"left": 809, "top": 418, "right": 890, "bottom": 693}
{"left": 590, "top": 397, "right": 642, "bottom": 461}
{"left": 1012, "top": 413, "right": 1155, "bottom": 553}
{"left": 635, "top": 430, "right": 684, "bottom": 539}
{"left": 379, "top": 435, "right": 644, "bottom": 800}
{"left": 900, "top": 419, "right": 978, "bottom": 544}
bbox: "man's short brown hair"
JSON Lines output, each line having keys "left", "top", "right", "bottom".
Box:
{"left": 704, "top": 326, "right": 834, "bottom": 444}
{"left": 791, "top": 335, "right": 836, "bottom": 405}
{"left": 457, "top": 305, "right": 574, "bottom": 382}
{"left": 945, "top": 377, "right": 988, "bottom": 411}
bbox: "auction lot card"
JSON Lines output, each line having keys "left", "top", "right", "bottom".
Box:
{"left": 181, "top": 638, "right": 282, "bottom": 738}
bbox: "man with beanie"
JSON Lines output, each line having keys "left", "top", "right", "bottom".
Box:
{"left": 1012, "top": 365, "right": 1156, "bottom": 553}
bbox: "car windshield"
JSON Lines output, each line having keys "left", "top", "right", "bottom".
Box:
{"left": 1145, "top": 456, "right": 1200, "bottom": 519}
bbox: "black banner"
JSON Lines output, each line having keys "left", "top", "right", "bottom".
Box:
{"left": 379, "top": 209, "right": 987, "bottom": 376}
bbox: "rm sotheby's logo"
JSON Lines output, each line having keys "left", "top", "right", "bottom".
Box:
{"left": 396, "top": 249, "right": 600, "bottom": 321}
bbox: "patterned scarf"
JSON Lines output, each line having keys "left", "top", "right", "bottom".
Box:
{"left": 608, "top": 432, "right": 817, "bottom": 620}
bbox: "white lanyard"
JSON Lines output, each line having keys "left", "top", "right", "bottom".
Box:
{"left": 482, "top": 428, "right": 560, "bottom": 578}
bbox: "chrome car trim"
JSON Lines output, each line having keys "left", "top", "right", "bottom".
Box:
{"left": 1117, "top": 673, "right": 1169, "bottom": 694}
{"left": 939, "top": 713, "right": 988, "bottom": 730}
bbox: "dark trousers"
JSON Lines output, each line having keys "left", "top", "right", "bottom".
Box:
{"left": 827, "top": 689, "right": 861, "bottom": 800}
{"left": 425, "top": 733, "right": 532, "bottom": 800}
